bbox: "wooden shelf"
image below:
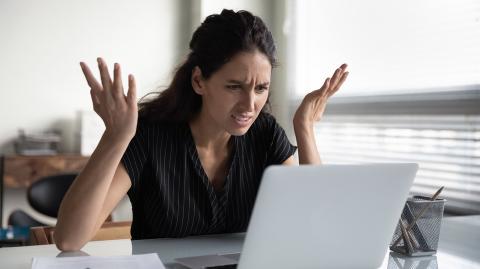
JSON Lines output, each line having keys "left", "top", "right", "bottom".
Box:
{"left": 2, "top": 155, "right": 89, "bottom": 188}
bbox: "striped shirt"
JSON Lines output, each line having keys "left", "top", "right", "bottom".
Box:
{"left": 121, "top": 112, "right": 297, "bottom": 239}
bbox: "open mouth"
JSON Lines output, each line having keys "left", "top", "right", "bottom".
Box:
{"left": 232, "top": 114, "right": 253, "bottom": 125}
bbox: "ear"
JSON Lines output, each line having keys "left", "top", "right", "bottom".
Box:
{"left": 191, "top": 66, "right": 206, "bottom": 95}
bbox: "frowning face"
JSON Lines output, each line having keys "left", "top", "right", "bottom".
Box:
{"left": 191, "top": 50, "right": 271, "bottom": 136}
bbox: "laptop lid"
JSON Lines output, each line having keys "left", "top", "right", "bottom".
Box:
{"left": 237, "top": 163, "right": 418, "bottom": 269}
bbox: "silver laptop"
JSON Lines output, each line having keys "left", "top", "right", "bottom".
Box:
{"left": 175, "top": 163, "right": 418, "bottom": 269}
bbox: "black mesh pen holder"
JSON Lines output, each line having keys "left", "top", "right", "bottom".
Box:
{"left": 390, "top": 196, "right": 446, "bottom": 256}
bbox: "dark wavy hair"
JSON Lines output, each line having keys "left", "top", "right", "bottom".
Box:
{"left": 138, "top": 9, "right": 277, "bottom": 123}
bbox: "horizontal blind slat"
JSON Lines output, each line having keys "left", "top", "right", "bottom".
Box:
{"left": 312, "top": 114, "right": 480, "bottom": 214}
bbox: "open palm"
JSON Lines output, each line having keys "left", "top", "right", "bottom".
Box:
{"left": 294, "top": 64, "right": 349, "bottom": 126}
{"left": 80, "top": 58, "right": 138, "bottom": 142}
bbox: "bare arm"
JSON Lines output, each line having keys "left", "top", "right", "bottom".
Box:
{"left": 55, "top": 58, "right": 137, "bottom": 251}
{"left": 55, "top": 136, "right": 131, "bottom": 251}
{"left": 293, "top": 64, "right": 349, "bottom": 164}
{"left": 293, "top": 123, "right": 321, "bottom": 164}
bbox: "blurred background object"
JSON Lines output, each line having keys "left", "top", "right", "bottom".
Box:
{"left": 14, "top": 129, "right": 61, "bottom": 156}
{"left": 7, "top": 173, "right": 78, "bottom": 227}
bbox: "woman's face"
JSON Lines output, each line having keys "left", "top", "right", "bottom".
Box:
{"left": 192, "top": 50, "right": 271, "bottom": 136}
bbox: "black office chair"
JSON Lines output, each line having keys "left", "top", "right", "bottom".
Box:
{"left": 8, "top": 173, "right": 77, "bottom": 227}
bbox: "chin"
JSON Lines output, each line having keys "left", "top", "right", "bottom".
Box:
{"left": 228, "top": 127, "right": 250, "bottom": 136}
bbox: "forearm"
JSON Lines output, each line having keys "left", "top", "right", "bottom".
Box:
{"left": 292, "top": 64, "right": 348, "bottom": 165}
{"left": 294, "top": 122, "right": 322, "bottom": 165}
{"left": 55, "top": 132, "right": 130, "bottom": 250}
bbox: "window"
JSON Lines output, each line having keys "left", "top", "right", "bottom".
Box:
{"left": 293, "top": 0, "right": 480, "bottom": 96}
{"left": 291, "top": 0, "right": 480, "bottom": 214}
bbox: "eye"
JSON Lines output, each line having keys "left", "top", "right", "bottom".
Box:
{"left": 226, "top": 84, "right": 242, "bottom": 90}
{"left": 255, "top": 86, "right": 269, "bottom": 93}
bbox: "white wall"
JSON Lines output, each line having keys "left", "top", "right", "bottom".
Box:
{"left": 0, "top": 0, "right": 184, "bottom": 153}
{"left": 0, "top": 0, "right": 187, "bottom": 227}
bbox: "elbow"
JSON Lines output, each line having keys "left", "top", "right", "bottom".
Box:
{"left": 55, "top": 237, "right": 84, "bottom": 252}
{"left": 54, "top": 230, "right": 85, "bottom": 252}
{"left": 55, "top": 241, "right": 80, "bottom": 252}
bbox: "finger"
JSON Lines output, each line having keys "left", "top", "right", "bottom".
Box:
{"left": 330, "top": 68, "right": 342, "bottom": 89}
{"left": 313, "top": 77, "right": 331, "bottom": 97}
{"left": 113, "top": 63, "right": 125, "bottom": 100}
{"left": 80, "top": 62, "right": 102, "bottom": 90}
{"left": 328, "top": 71, "right": 349, "bottom": 97}
{"left": 127, "top": 74, "right": 137, "bottom": 107}
{"left": 328, "top": 64, "right": 348, "bottom": 94}
{"left": 90, "top": 89, "right": 101, "bottom": 112}
{"left": 331, "top": 64, "right": 347, "bottom": 86}
{"left": 332, "top": 64, "right": 348, "bottom": 82}
{"left": 97, "top": 57, "right": 113, "bottom": 91}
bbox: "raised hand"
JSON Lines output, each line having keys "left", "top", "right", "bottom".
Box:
{"left": 293, "top": 64, "right": 349, "bottom": 128}
{"left": 80, "top": 58, "right": 138, "bottom": 143}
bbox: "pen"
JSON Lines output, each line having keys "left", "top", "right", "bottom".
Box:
{"left": 391, "top": 186, "right": 444, "bottom": 248}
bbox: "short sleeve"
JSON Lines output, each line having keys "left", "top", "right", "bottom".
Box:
{"left": 265, "top": 114, "right": 297, "bottom": 165}
{"left": 121, "top": 119, "right": 149, "bottom": 196}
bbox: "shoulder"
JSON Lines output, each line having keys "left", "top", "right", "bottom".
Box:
{"left": 135, "top": 117, "right": 188, "bottom": 142}
{"left": 138, "top": 117, "right": 186, "bottom": 132}
{"left": 250, "top": 112, "right": 277, "bottom": 131}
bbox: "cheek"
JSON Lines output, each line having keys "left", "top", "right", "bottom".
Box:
{"left": 255, "top": 94, "right": 269, "bottom": 109}
{"left": 205, "top": 90, "right": 235, "bottom": 113}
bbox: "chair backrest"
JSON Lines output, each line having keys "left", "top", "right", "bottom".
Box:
{"left": 27, "top": 173, "right": 77, "bottom": 218}
{"left": 29, "top": 221, "right": 132, "bottom": 245}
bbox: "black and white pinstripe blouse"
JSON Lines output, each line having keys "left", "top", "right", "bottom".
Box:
{"left": 121, "top": 112, "right": 297, "bottom": 239}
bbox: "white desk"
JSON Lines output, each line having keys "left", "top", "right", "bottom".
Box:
{"left": 1, "top": 216, "right": 479, "bottom": 269}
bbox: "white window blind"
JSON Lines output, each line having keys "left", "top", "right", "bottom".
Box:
{"left": 293, "top": 0, "right": 480, "bottom": 96}
{"left": 290, "top": 0, "right": 480, "bottom": 214}
{"left": 315, "top": 112, "right": 480, "bottom": 214}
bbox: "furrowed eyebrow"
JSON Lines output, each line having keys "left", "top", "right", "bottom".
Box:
{"left": 257, "top": 82, "right": 270, "bottom": 87}
{"left": 226, "top": 79, "right": 270, "bottom": 86}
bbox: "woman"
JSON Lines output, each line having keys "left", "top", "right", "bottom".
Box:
{"left": 55, "top": 9, "right": 348, "bottom": 251}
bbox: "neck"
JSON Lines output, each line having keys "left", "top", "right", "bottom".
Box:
{"left": 189, "top": 109, "right": 231, "bottom": 153}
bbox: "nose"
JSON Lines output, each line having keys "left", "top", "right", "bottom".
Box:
{"left": 240, "top": 88, "right": 255, "bottom": 112}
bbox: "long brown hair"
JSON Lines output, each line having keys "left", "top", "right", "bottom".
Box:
{"left": 139, "top": 9, "right": 277, "bottom": 123}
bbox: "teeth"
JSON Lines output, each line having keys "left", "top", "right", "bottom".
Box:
{"left": 233, "top": 115, "right": 250, "bottom": 122}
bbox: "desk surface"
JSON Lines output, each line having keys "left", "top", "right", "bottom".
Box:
{"left": 1, "top": 216, "right": 479, "bottom": 269}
